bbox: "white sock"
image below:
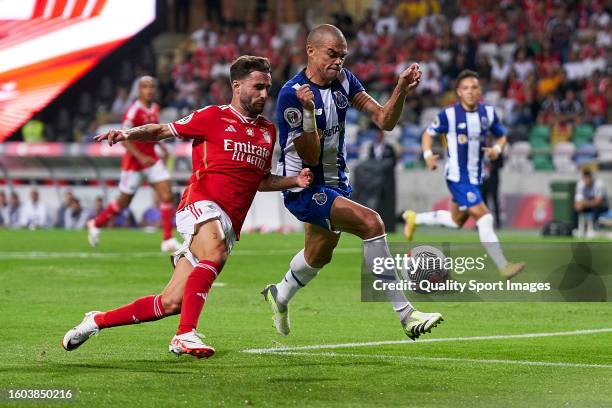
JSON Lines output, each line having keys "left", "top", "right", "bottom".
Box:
{"left": 276, "top": 249, "right": 320, "bottom": 307}
{"left": 476, "top": 213, "right": 507, "bottom": 270}
{"left": 416, "top": 210, "right": 458, "bottom": 228}
{"left": 363, "top": 234, "right": 414, "bottom": 321}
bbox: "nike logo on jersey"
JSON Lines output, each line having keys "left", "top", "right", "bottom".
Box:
{"left": 225, "top": 125, "right": 237, "bottom": 132}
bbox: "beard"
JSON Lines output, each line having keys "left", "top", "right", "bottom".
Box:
{"left": 241, "top": 95, "right": 265, "bottom": 116}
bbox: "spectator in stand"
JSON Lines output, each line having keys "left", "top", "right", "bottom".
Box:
{"left": 64, "top": 197, "right": 87, "bottom": 230}
{"left": 331, "top": 1, "right": 355, "bottom": 39}
{"left": 140, "top": 193, "right": 162, "bottom": 230}
{"left": 490, "top": 53, "right": 510, "bottom": 83}
{"left": 538, "top": 92, "right": 562, "bottom": 125}
{"left": 585, "top": 82, "right": 608, "bottom": 126}
{"left": 7, "top": 192, "right": 21, "bottom": 229}
{"left": 55, "top": 190, "right": 74, "bottom": 228}
{"left": 560, "top": 89, "right": 584, "bottom": 126}
{"left": 111, "top": 87, "right": 131, "bottom": 122}
{"left": 22, "top": 116, "right": 45, "bottom": 143}
{"left": 20, "top": 189, "right": 48, "bottom": 229}
{"left": 0, "top": 191, "right": 7, "bottom": 227}
{"left": 112, "top": 207, "right": 137, "bottom": 229}
{"left": 376, "top": 2, "right": 398, "bottom": 36}
{"left": 88, "top": 196, "right": 105, "bottom": 222}
{"left": 512, "top": 48, "right": 535, "bottom": 81}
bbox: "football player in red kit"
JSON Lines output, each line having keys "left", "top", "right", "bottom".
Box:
{"left": 87, "top": 76, "right": 181, "bottom": 252}
{"left": 63, "top": 56, "right": 313, "bottom": 358}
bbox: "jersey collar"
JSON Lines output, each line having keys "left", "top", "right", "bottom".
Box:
{"left": 228, "top": 104, "right": 260, "bottom": 124}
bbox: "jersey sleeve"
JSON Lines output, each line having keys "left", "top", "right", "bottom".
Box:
{"left": 594, "top": 180, "right": 607, "bottom": 199}
{"left": 276, "top": 87, "right": 304, "bottom": 144}
{"left": 574, "top": 180, "right": 584, "bottom": 202}
{"left": 490, "top": 110, "right": 505, "bottom": 138}
{"left": 426, "top": 110, "right": 448, "bottom": 136}
{"left": 122, "top": 105, "right": 138, "bottom": 129}
{"left": 343, "top": 68, "right": 365, "bottom": 100}
{"left": 264, "top": 124, "right": 277, "bottom": 174}
{"left": 168, "top": 107, "right": 211, "bottom": 140}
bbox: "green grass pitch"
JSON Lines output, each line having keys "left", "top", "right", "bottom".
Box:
{"left": 0, "top": 228, "right": 611, "bottom": 407}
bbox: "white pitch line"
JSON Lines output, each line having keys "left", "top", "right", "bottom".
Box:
{"left": 0, "top": 248, "right": 362, "bottom": 260}
{"left": 243, "top": 328, "right": 612, "bottom": 354}
{"left": 268, "top": 351, "right": 612, "bottom": 369}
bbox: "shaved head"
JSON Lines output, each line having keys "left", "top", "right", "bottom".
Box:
{"left": 305, "top": 24, "right": 348, "bottom": 85}
{"left": 306, "top": 24, "right": 346, "bottom": 48}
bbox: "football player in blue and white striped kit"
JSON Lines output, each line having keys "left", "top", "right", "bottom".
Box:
{"left": 261, "top": 24, "right": 443, "bottom": 341}
{"left": 402, "top": 70, "right": 524, "bottom": 279}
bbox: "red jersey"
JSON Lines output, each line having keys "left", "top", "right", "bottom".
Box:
{"left": 121, "top": 100, "right": 161, "bottom": 171}
{"left": 168, "top": 104, "right": 277, "bottom": 238}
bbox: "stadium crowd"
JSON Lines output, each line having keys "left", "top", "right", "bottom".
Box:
{"left": 0, "top": 188, "right": 168, "bottom": 231}
{"left": 18, "top": 0, "right": 612, "bottom": 169}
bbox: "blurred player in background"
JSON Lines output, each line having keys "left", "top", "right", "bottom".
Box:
{"left": 262, "top": 24, "right": 442, "bottom": 341}
{"left": 62, "top": 56, "right": 313, "bottom": 359}
{"left": 86, "top": 76, "right": 180, "bottom": 252}
{"left": 402, "top": 70, "right": 524, "bottom": 279}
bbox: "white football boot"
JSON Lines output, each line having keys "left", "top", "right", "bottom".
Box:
{"left": 87, "top": 219, "right": 100, "bottom": 248}
{"left": 402, "top": 310, "right": 443, "bottom": 340}
{"left": 261, "top": 284, "right": 290, "bottom": 336}
{"left": 161, "top": 237, "right": 181, "bottom": 252}
{"left": 61, "top": 311, "right": 101, "bottom": 351}
{"left": 169, "top": 330, "right": 215, "bottom": 359}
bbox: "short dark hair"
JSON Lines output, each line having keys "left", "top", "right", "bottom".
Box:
{"left": 455, "top": 69, "right": 480, "bottom": 88}
{"left": 229, "top": 55, "right": 271, "bottom": 82}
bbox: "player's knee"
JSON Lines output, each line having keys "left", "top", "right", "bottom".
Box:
{"left": 362, "top": 211, "right": 385, "bottom": 238}
{"left": 160, "top": 294, "right": 181, "bottom": 315}
{"left": 191, "top": 241, "right": 228, "bottom": 267}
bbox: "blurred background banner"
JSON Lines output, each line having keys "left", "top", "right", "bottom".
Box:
{"left": 0, "top": 0, "right": 156, "bottom": 142}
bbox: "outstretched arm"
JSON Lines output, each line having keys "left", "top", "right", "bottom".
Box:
{"left": 352, "top": 63, "right": 422, "bottom": 131}
{"left": 94, "top": 124, "right": 174, "bottom": 145}
{"left": 258, "top": 168, "right": 313, "bottom": 192}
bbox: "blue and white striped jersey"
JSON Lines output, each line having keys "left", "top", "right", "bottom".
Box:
{"left": 426, "top": 102, "right": 505, "bottom": 185}
{"left": 275, "top": 68, "right": 364, "bottom": 192}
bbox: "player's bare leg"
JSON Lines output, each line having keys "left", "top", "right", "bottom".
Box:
{"left": 402, "top": 202, "right": 466, "bottom": 241}
{"left": 329, "top": 197, "right": 442, "bottom": 340}
{"left": 152, "top": 179, "right": 180, "bottom": 252}
{"left": 169, "top": 219, "right": 228, "bottom": 359}
{"left": 61, "top": 252, "right": 188, "bottom": 351}
{"left": 264, "top": 224, "right": 339, "bottom": 335}
{"left": 87, "top": 192, "right": 134, "bottom": 247}
{"left": 467, "top": 203, "right": 524, "bottom": 279}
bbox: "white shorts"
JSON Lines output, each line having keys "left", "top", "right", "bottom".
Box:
{"left": 118, "top": 160, "right": 171, "bottom": 195}
{"left": 172, "top": 200, "right": 236, "bottom": 267}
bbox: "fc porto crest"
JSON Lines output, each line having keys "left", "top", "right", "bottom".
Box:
{"left": 480, "top": 116, "right": 489, "bottom": 129}
{"left": 333, "top": 91, "right": 348, "bottom": 109}
{"left": 312, "top": 192, "right": 328, "bottom": 206}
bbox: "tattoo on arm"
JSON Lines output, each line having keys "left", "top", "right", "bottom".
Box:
{"left": 352, "top": 92, "right": 379, "bottom": 112}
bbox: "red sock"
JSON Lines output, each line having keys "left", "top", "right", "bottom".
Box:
{"left": 94, "top": 200, "right": 121, "bottom": 228}
{"left": 176, "top": 261, "right": 220, "bottom": 335}
{"left": 160, "top": 202, "right": 174, "bottom": 240}
{"left": 94, "top": 295, "right": 165, "bottom": 329}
